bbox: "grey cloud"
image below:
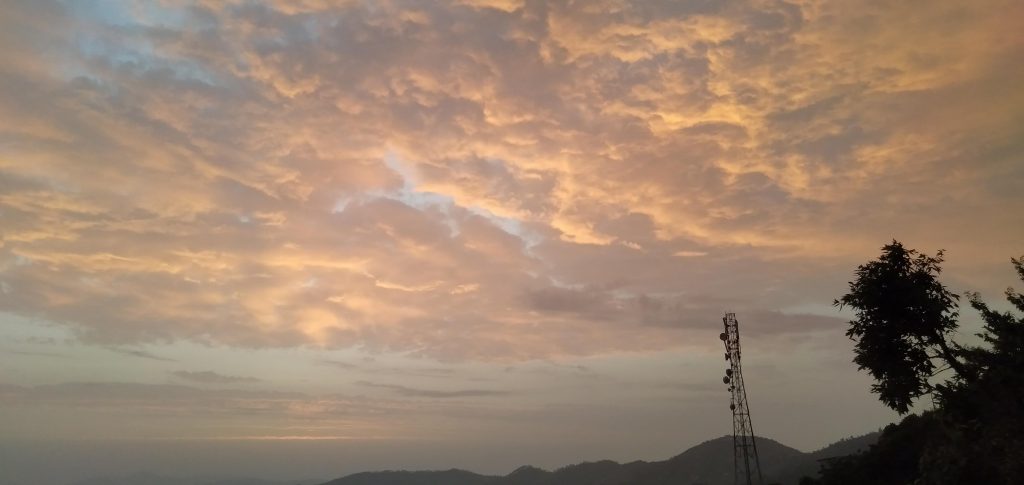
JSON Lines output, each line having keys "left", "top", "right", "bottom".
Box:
{"left": 684, "top": 379, "right": 729, "bottom": 394}
{"left": 0, "top": 382, "right": 299, "bottom": 406}
{"left": 767, "top": 94, "right": 848, "bottom": 125}
{"left": 680, "top": 121, "right": 749, "bottom": 139}
{"left": 18, "top": 336, "right": 65, "bottom": 345}
{"left": 0, "top": 381, "right": 472, "bottom": 421}
{"left": 524, "top": 286, "right": 615, "bottom": 318}
{"left": 503, "top": 361, "right": 603, "bottom": 381}
{"left": 519, "top": 277, "right": 841, "bottom": 343}
{"left": 356, "top": 381, "right": 509, "bottom": 398}
{"left": 319, "top": 359, "right": 457, "bottom": 378}
{"left": 172, "top": 370, "right": 261, "bottom": 384}
{"left": 720, "top": 310, "right": 846, "bottom": 336}
{"left": 319, "top": 359, "right": 360, "bottom": 370}
{"left": 108, "top": 348, "right": 177, "bottom": 362}
{"left": 3, "top": 349, "right": 67, "bottom": 358}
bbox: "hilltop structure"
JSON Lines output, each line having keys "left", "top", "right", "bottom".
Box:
{"left": 720, "top": 313, "right": 764, "bottom": 485}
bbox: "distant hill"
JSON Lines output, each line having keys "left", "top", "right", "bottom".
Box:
{"left": 319, "top": 433, "right": 880, "bottom": 485}
{"left": 320, "top": 469, "right": 495, "bottom": 485}
{"left": 769, "top": 432, "right": 881, "bottom": 485}
{"left": 631, "top": 436, "right": 805, "bottom": 485}
{"left": 70, "top": 433, "right": 879, "bottom": 485}
{"left": 71, "top": 472, "right": 321, "bottom": 485}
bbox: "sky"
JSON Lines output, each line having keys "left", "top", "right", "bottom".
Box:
{"left": 1, "top": 0, "right": 1022, "bottom": 483}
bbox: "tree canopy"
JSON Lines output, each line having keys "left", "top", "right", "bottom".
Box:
{"left": 834, "top": 241, "right": 966, "bottom": 414}
{"left": 810, "top": 244, "right": 1024, "bottom": 485}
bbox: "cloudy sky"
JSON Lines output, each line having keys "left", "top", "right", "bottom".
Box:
{"left": 1, "top": 0, "right": 1022, "bottom": 483}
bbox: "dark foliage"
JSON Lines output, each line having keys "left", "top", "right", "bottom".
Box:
{"left": 818, "top": 247, "right": 1024, "bottom": 485}
{"left": 801, "top": 413, "right": 941, "bottom": 485}
{"left": 918, "top": 256, "right": 1024, "bottom": 484}
{"left": 834, "top": 241, "right": 966, "bottom": 414}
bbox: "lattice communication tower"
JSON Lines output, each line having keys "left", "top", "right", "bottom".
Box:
{"left": 720, "top": 312, "right": 764, "bottom": 485}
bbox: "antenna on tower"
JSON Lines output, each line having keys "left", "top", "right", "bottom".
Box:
{"left": 720, "top": 312, "right": 764, "bottom": 485}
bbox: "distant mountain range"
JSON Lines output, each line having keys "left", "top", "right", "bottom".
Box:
{"left": 70, "top": 473, "right": 321, "bottom": 485}
{"left": 320, "top": 433, "right": 879, "bottom": 485}
{"left": 72, "top": 433, "right": 878, "bottom": 485}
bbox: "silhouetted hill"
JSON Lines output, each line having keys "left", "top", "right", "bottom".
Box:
{"left": 769, "top": 431, "right": 882, "bottom": 485}
{"left": 499, "top": 466, "right": 548, "bottom": 485}
{"left": 529, "top": 459, "right": 649, "bottom": 485}
{"left": 634, "top": 436, "right": 804, "bottom": 484}
{"left": 808, "top": 432, "right": 880, "bottom": 460}
{"left": 321, "top": 469, "right": 497, "bottom": 485}
{"left": 317, "top": 433, "right": 880, "bottom": 485}
{"left": 71, "top": 473, "right": 320, "bottom": 485}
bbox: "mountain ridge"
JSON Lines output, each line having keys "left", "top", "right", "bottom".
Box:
{"left": 70, "top": 473, "right": 321, "bottom": 485}
{"left": 69, "top": 433, "right": 880, "bottom": 485}
{"left": 319, "top": 432, "right": 880, "bottom": 485}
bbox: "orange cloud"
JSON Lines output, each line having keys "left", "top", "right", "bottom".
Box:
{"left": 0, "top": 0, "right": 1020, "bottom": 361}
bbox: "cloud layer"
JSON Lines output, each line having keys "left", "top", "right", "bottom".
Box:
{"left": 1, "top": 0, "right": 1021, "bottom": 360}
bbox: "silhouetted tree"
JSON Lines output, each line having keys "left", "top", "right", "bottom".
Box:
{"left": 834, "top": 241, "right": 969, "bottom": 413}
{"left": 915, "top": 256, "right": 1024, "bottom": 484}
{"left": 824, "top": 247, "right": 1024, "bottom": 485}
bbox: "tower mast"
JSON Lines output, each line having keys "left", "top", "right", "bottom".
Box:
{"left": 720, "top": 312, "right": 764, "bottom": 485}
